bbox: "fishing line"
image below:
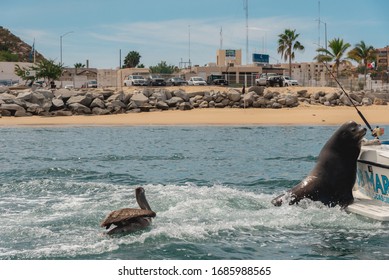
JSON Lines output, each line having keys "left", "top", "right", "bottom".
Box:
{"left": 322, "top": 62, "right": 375, "bottom": 135}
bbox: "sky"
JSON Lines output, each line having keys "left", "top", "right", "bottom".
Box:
{"left": 1, "top": 0, "right": 388, "bottom": 69}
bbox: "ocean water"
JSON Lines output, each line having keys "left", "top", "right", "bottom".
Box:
{"left": 0, "top": 125, "right": 388, "bottom": 260}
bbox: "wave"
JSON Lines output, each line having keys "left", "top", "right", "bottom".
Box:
{"left": 0, "top": 180, "right": 386, "bottom": 260}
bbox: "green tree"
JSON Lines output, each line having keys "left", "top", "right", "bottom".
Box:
{"left": 277, "top": 29, "right": 304, "bottom": 77}
{"left": 32, "top": 59, "right": 63, "bottom": 83}
{"left": 348, "top": 40, "right": 376, "bottom": 84}
{"left": 15, "top": 59, "right": 63, "bottom": 84}
{"left": 123, "top": 51, "right": 141, "bottom": 68}
{"left": 149, "top": 61, "right": 176, "bottom": 74}
{"left": 14, "top": 64, "right": 35, "bottom": 84}
{"left": 315, "top": 38, "right": 351, "bottom": 77}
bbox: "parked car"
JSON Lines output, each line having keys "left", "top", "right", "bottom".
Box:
{"left": 124, "top": 75, "right": 147, "bottom": 86}
{"left": 187, "top": 76, "right": 207, "bottom": 86}
{"left": 281, "top": 76, "right": 299, "bottom": 86}
{"left": 82, "top": 80, "right": 98, "bottom": 88}
{"left": 147, "top": 74, "right": 166, "bottom": 86}
{"left": 266, "top": 76, "right": 283, "bottom": 87}
{"left": 206, "top": 74, "right": 228, "bottom": 85}
{"left": 255, "top": 73, "right": 278, "bottom": 86}
{"left": 166, "top": 77, "right": 187, "bottom": 86}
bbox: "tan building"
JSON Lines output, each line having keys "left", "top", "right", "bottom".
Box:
{"left": 60, "top": 67, "right": 98, "bottom": 88}
{"left": 216, "top": 49, "right": 242, "bottom": 67}
{"left": 285, "top": 62, "right": 337, "bottom": 86}
{"left": 97, "top": 69, "right": 117, "bottom": 88}
{"left": 116, "top": 67, "right": 150, "bottom": 87}
{"left": 376, "top": 46, "right": 389, "bottom": 70}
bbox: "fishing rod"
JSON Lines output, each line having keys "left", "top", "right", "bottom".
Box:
{"left": 322, "top": 62, "right": 375, "bottom": 135}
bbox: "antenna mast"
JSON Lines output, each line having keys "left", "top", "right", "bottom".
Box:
{"left": 244, "top": 0, "right": 249, "bottom": 65}
{"left": 220, "top": 26, "right": 223, "bottom": 50}
{"left": 318, "top": 0, "right": 321, "bottom": 48}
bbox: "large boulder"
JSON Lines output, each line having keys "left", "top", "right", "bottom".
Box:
{"left": 166, "top": 96, "right": 184, "bottom": 107}
{"left": 297, "top": 89, "right": 309, "bottom": 98}
{"left": 131, "top": 93, "right": 149, "bottom": 106}
{"left": 248, "top": 86, "right": 265, "bottom": 95}
{"left": 362, "top": 97, "right": 373, "bottom": 106}
{"left": 156, "top": 101, "right": 169, "bottom": 110}
{"left": 68, "top": 103, "right": 91, "bottom": 114}
{"left": 242, "top": 92, "right": 255, "bottom": 106}
{"left": 26, "top": 103, "right": 45, "bottom": 114}
{"left": 350, "top": 93, "right": 362, "bottom": 103}
{"left": 173, "top": 89, "right": 190, "bottom": 101}
{"left": 35, "top": 89, "right": 54, "bottom": 100}
{"left": 0, "top": 93, "right": 17, "bottom": 102}
{"left": 227, "top": 89, "right": 241, "bottom": 102}
{"left": 92, "top": 107, "right": 110, "bottom": 115}
{"left": 0, "top": 103, "right": 26, "bottom": 115}
{"left": 339, "top": 93, "right": 353, "bottom": 106}
{"left": 325, "top": 92, "right": 338, "bottom": 102}
{"left": 54, "top": 89, "right": 77, "bottom": 101}
{"left": 199, "top": 100, "right": 208, "bottom": 108}
{"left": 90, "top": 98, "right": 105, "bottom": 109}
{"left": 52, "top": 98, "right": 65, "bottom": 110}
{"left": 285, "top": 95, "right": 298, "bottom": 107}
{"left": 16, "top": 90, "right": 33, "bottom": 100}
{"left": 152, "top": 91, "right": 167, "bottom": 102}
{"left": 178, "top": 102, "right": 193, "bottom": 110}
{"left": 29, "top": 91, "right": 47, "bottom": 105}
{"left": 106, "top": 93, "right": 124, "bottom": 103}
{"left": 67, "top": 94, "right": 92, "bottom": 107}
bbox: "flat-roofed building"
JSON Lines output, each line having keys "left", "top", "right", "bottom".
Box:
{"left": 376, "top": 46, "right": 389, "bottom": 70}
{"left": 216, "top": 49, "right": 242, "bottom": 67}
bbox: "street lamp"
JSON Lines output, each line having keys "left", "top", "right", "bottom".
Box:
{"left": 60, "top": 31, "right": 74, "bottom": 66}
{"left": 60, "top": 31, "right": 74, "bottom": 88}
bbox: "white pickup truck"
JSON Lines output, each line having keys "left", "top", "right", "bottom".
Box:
{"left": 255, "top": 73, "right": 278, "bottom": 86}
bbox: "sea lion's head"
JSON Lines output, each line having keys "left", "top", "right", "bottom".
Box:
{"left": 339, "top": 121, "right": 366, "bottom": 146}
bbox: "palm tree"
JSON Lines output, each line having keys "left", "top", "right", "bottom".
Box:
{"left": 348, "top": 40, "right": 376, "bottom": 84}
{"left": 74, "top": 62, "right": 85, "bottom": 68}
{"left": 315, "top": 38, "right": 351, "bottom": 77}
{"left": 74, "top": 62, "right": 85, "bottom": 75}
{"left": 277, "top": 29, "right": 305, "bottom": 77}
{"left": 123, "top": 51, "right": 141, "bottom": 68}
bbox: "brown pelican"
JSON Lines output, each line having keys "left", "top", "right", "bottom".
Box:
{"left": 100, "top": 187, "right": 156, "bottom": 235}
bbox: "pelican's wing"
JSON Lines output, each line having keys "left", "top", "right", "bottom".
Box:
{"left": 100, "top": 208, "right": 156, "bottom": 228}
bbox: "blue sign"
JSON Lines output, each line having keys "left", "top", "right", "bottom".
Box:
{"left": 252, "top": 53, "right": 269, "bottom": 63}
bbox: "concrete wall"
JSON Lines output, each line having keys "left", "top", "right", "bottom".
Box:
{"left": 0, "top": 62, "right": 34, "bottom": 84}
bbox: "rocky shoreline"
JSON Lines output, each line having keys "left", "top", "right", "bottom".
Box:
{"left": 0, "top": 86, "right": 388, "bottom": 117}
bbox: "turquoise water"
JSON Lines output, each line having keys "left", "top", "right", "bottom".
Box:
{"left": 0, "top": 125, "right": 388, "bottom": 260}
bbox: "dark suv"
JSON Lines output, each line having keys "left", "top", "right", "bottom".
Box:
{"left": 147, "top": 75, "right": 166, "bottom": 86}
{"left": 206, "top": 74, "right": 228, "bottom": 86}
{"left": 266, "top": 75, "right": 283, "bottom": 87}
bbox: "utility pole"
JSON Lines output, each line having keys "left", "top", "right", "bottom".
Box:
{"left": 188, "top": 25, "right": 191, "bottom": 69}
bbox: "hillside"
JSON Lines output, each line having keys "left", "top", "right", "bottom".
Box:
{"left": 0, "top": 26, "right": 45, "bottom": 62}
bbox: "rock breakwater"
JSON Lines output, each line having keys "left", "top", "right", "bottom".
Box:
{"left": 0, "top": 86, "right": 387, "bottom": 117}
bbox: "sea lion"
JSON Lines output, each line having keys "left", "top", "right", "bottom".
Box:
{"left": 271, "top": 121, "right": 366, "bottom": 207}
{"left": 101, "top": 187, "right": 156, "bottom": 235}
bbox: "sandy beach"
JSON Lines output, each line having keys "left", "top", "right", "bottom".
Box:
{"left": 0, "top": 105, "right": 388, "bottom": 126}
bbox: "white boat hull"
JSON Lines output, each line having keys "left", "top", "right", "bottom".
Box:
{"left": 346, "top": 142, "right": 389, "bottom": 221}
